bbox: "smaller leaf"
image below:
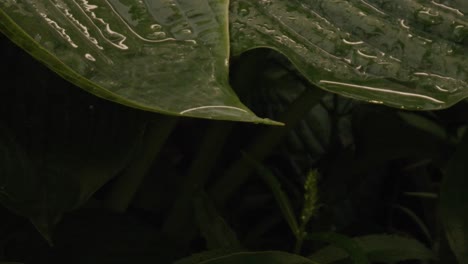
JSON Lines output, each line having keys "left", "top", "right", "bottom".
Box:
{"left": 0, "top": 92, "right": 146, "bottom": 243}
{"left": 242, "top": 152, "right": 299, "bottom": 237}
{"left": 308, "top": 234, "right": 435, "bottom": 264}
{"left": 306, "top": 232, "right": 369, "bottom": 264}
{"left": 391, "top": 204, "right": 432, "bottom": 243}
{"left": 398, "top": 112, "right": 447, "bottom": 140}
{"left": 0, "top": 124, "right": 56, "bottom": 244}
{"left": 403, "top": 192, "right": 438, "bottom": 199}
{"left": 176, "top": 251, "right": 321, "bottom": 264}
{"left": 194, "top": 192, "right": 242, "bottom": 250}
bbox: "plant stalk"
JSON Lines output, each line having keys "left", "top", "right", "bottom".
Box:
{"left": 163, "top": 121, "right": 234, "bottom": 241}
{"left": 293, "top": 221, "right": 309, "bottom": 254}
{"left": 104, "top": 115, "right": 178, "bottom": 213}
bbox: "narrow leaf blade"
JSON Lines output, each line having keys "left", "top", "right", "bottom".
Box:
{"left": 242, "top": 152, "right": 300, "bottom": 237}
{"left": 194, "top": 192, "right": 242, "bottom": 250}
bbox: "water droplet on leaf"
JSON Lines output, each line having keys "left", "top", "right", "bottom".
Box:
{"left": 150, "top": 24, "right": 162, "bottom": 30}
{"left": 239, "top": 8, "right": 249, "bottom": 17}
{"left": 148, "top": 31, "right": 167, "bottom": 40}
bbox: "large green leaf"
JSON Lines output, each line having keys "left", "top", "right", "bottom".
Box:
{"left": 230, "top": 0, "right": 468, "bottom": 110}
{"left": 308, "top": 234, "right": 435, "bottom": 263}
{"left": 1, "top": 0, "right": 468, "bottom": 123}
{"left": 306, "top": 232, "right": 369, "bottom": 264}
{"left": 0, "top": 0, "right": 275, "bottom": 124}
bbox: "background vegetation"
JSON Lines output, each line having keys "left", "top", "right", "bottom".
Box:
{"left": 1, "top": 29, "right": 467, "bottom": 263}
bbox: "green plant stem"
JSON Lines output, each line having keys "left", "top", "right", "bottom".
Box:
{"left": 293, "top": 221, "right": 309, "bottom": 254}
{"left": 104, "top": 115, "right": 178, "bottom": 213}
{"left": 162, "top": 121, "right": 234, "bottom": 242}
{"left": 243, "top": 152, "right": 300, "bottom": 237}
{"left": 210, "top": 86, "right": 325, "bottom": 206}
{"left": 294, "top": 234, "right": 305, "bottom": 254}
{"left": 391, "top": 204, "right": 432, "bottom": 243}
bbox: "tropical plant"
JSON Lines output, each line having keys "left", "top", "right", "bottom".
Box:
{"left": 0, "top": 0, "right": 467, "bottom": 263}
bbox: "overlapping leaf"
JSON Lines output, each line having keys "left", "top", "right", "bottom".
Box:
{"left": 230, "top": 0, "right": 468, "bottom": 110}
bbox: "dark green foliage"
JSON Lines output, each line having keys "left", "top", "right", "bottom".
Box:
{"left": 440, "top": 132, "right": 468, "bottom": 263}
{"left": 0, "top": 34, "right": 466, "bottom": 264}
{"left": 309, "top": 234, "right": 435, "bottom": 263}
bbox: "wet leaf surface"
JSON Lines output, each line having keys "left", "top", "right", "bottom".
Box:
{"left": 0, "top": 0, "right": 274, "bottom": 123}
{"left": 230, "top": 0, "right": 468, "bottom": 110}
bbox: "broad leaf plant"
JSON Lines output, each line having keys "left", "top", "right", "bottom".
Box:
{"left": 1, "top": 0, "right": 467, "bottom": 263}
